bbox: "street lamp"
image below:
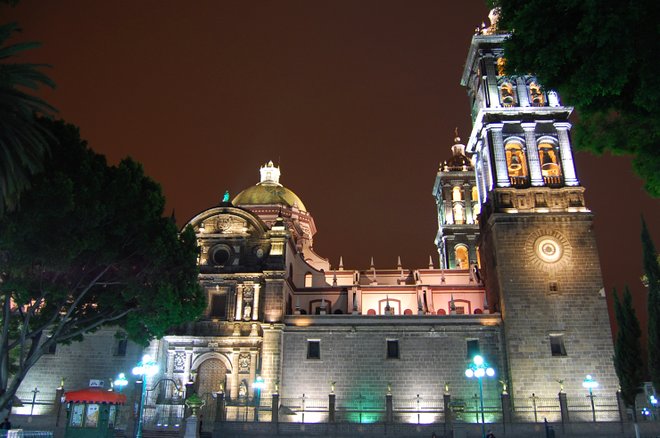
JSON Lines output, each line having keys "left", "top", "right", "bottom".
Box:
{"left": 465, "top": 354, "right": 495, "bottom": 438}
{"left": 114, "top": 373, "right": 128, "bottom": 392}
{"left": 132, "top": 354, "right": 159, "bottom": 438}
{"left": 253, "top": 375, "right": 265, "bottom": 422}
{"left": 582, "top": 374, "right": 598, "bottom": 422}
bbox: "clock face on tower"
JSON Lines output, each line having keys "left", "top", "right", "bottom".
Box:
{"left": 525, "top": 229, "right": 572, "bottom": 272}
{"left": 535, "top": 236, "right": 563, "bottom": 263}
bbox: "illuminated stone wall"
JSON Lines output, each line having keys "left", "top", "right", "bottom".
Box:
{"left": 15, "top": 327, "right": 141, "bottom": 416}
{"left": 481, "top": 213, "right": 618, "bottom": 402}
{"left": 280, "top": 317, "right": 504, "bottom": 404}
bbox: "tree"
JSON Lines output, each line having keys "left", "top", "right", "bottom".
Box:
{"left": 642, "top": 218, "right": 660, "bottom": 393}
{"left": 613, "top": 287, "right": 643, "bottom": 437}
{"left": 0, "top": 119, "right": 206, "bottom": 412}
{"left": 0, "top": 22, "right": 57, "bottom": 213}
{"left": 492, "top": 0, "right": 660, "bottom": 197}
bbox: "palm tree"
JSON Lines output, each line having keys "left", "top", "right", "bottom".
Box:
{"left": 0, "top": 22, "right": 56, "bottom": 213}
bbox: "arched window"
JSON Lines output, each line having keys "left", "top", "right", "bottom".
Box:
{"left": 304, "top": 272, "right": 313, "bottom": 288}
{"left": 504, "top": 140, "right": 528, "bottom": 184}
{"left": 453, "top": 203, "right": 465, "bottom": 224}
{"left": 529, "top": 82, "right": 545, "bottom": 106}
{"left": 538, "top": 139, "right": 562, "bottom": 184}
{"left": 452, "top": 186, "right": 462, "bottom": 201}
{"left": 454, "top": 245, "right": 469, "bottom": 269}
{"left": 499, "top": 82, "right": 516, "bottom": 107}
{"left": 471, "top": 186, "right": 478, "bottom": 202}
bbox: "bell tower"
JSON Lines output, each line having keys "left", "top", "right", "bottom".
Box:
{"left": 432, "top": 134, "right": 480, "bottom": 270}
{"left": 461, "top": 14, "right": 618, "bottom": 406}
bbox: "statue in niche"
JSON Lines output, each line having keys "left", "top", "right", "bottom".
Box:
{"left": 242, "top": 285, "right": 254, "bottom": 320}
{"left": 238, "top": 380, "right": 248, "bottom": 399}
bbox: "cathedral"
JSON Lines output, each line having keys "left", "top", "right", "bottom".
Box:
{"left": 14, "top": 11, "right": 619, "bottom": 432}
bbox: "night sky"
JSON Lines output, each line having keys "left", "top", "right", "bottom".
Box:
{"left": 4, "top": 1, "right": 660, "bottom": 335}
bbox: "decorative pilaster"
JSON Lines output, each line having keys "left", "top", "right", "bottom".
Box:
{"left": 252, "top": 284, "right": 260, "bottom": 320}
{"left": 554, "top": 122, "right": 579, "bottom": 186}
{"left": 231, "top": 351, "right": 240, "bottom": 401}
{"left": 483, "top": 54, "right": 501, "bottom": 108}
{"left": 248, "top": 351, "right": 258, "bottom": 397}
{"left": 522, "top": 122, "right": 543, "bottom": 186}
{"left": 235, "top": 286, "right": 243, "bottom": 321}
{"left": 516, "top": 77, "right": 530, "bottom": 107}
{"left": 488, "top": 124, "right": 510, "bottom": 187}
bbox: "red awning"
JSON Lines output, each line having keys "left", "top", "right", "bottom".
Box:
{"left": 65, "top": 388, "right": 127, "bottom": 404}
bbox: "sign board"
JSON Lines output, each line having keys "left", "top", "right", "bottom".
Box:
{"left": 88, "top": 379, "right": 105, "bottom": 388}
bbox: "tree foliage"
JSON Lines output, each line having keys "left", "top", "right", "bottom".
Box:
{"left": 492, "top": 0, "right": 660, "bottom": 197}
{"left": 0, "top": 119, "right": 206, "bottom": 412}
{"left": 642, "top": 218, "right": 660, "bottom": 392}
{"left": 613, "top": 287, "right": 643, "bottom": 412}
{"left": 0, "top": 22, "right": 56, "bottom": 213}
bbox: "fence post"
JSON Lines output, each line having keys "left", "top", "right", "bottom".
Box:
{"left": 329, "top": 392, "right": 336, "bottom": 423}
{"left": 385, "top": 393, "right": 393, "bottom": 423}
{"left": 443, "top": 391, "right": 452, "bottom": 436}
{"left": 54, "top": 385, "right": 65, "bottom": 426}
{"left": 558, "top": 391, "right": 569, "bottom": 432}
{"left": 616, "top": 390, "right": 627, "bottom": 424}
{"left": 215, "top": 391, "right": 225, "bottom": 423}
{"left": 501, "top": 392, "right": 512, "bottom": 426}
{"left": 271, "top": 392, "right": 279, "bottom": 424}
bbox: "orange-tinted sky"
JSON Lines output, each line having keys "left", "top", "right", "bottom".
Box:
{"left": 3, "top": 1, "right": 659, "bottom": 336}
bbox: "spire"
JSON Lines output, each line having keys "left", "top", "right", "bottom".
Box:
{"left": 397, "top": 256, "right": 402, "bottom": 270}
{"left": 428, "top": 255, "right": 434, "bottom": 269}
{"left": 339, "top": 256, "right": 344, "bottom": 271}
{"left": 370, "top": 256, "right": 374, "bottom": 269}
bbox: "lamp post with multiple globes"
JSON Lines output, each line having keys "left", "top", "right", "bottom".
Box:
{"left": 465, "top": 355, "right": 495, "bottom": 438}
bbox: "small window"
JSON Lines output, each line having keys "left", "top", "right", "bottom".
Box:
{"left": 307, "top": 340, "right": 320, "bottom": 359}
{"left": 210, "top": 292, "right": 227, "bottom": 318}
{"left": 114, "top": 338, "right": 128, "bottom": 357}
{"left": 548, "top": 282, "right": 559, "bottom": 292}
{"left": 467, "top": 339, "right": 480, "bottom": 359}
{"left": 304, "top": 272, "right": 313, "bottom": 288}
{"left": 387, "top": 340, "right": 400, "bottom": 359}
{"left": 550, "top": 335, "right": 567, "bottom": 356}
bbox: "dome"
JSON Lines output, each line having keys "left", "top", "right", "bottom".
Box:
{"left": 232, "top": 161, "right": 307, "bottom": 211}
{"left": 232, "top": 183, "right": 307, "bottom": 211}
{"left": 442, "top": 136, "right": 473, "bottom": 170}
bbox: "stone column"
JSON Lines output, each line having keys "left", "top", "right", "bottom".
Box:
{"left": 488, "top": 124, "right": 510, "bottom": 187}
{"left": 522, "top": 122, "right": 543, "bottom": 186}
{"left": 554, "top": 122, "right": 579, "bottom": 186}
{"left": 329, "top": 393, "right": 336, "bottom": 423}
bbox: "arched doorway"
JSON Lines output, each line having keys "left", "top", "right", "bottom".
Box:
{"left": 195, "top": 358, "right": 227, "bottom": 430}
